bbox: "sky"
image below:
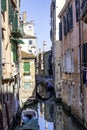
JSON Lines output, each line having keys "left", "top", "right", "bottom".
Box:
{"left": 20, "top": 0, "right": 52, "bottom": 51}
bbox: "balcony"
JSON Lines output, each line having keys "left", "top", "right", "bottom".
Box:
{"left": 81, "top": 0, "right": 87, "bottom": 23}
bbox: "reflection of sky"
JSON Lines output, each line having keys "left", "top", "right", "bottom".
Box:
{"left": 39, "top": 117, "right": 45, "bottom": 130}
{"left": 39, "top": 118, "right": 53, "bottom": 130}
{"left": 38, "top": 103, "right": 53, "bottom": 130}
{"left": 38, "top": 101, "right": 83, "bottom": 130}
{"left": 48, "top": 122, "right": 53, "bottom": 129}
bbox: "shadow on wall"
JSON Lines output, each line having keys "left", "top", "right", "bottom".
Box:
{"left": 0, "top": 92, "right": 20, "bottom": 130}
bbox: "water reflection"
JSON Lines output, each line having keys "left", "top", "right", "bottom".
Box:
{"left": 38, "top": 102, "right": 54, "bottom": 130}
{"left": 38, "top": 100, "right": 84, "bottom": 130}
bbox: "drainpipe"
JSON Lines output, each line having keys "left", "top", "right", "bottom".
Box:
{"left": 78, "top": 0, "right": 84, "bottom": 125}
{"left": 0, "top": 0, "right": 3, "bottom": 129}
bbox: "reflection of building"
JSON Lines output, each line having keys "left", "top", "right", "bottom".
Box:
{"left": 19, "top": 51, "right": 36, "bottom": 106}
{"left": 39, "top": 103, "right": 44, "bottom": 117}
{"left": 54, "top": 105, "right": 64, "bottom": 130}
{"left": 44, "top": 103, "right": 54, "bottom": 122}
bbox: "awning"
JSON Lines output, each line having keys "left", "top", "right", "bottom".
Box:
{"left": 10, "top": 37, "right": 25, "bottom": 44}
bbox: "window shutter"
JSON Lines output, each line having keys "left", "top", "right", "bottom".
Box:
{"left": 75, "top": 0, "right": 80, "bottom": 22}
{"left": 84, "top": 43, "right": 87, "bottom": 67}
{"left": 1, "top": 0, "right": 6, "bottom": 11}
{"left": 67, "top": 6, "right": 73, "bottom": 32}
{"left": 63, "top": 16, "right": 67, "bottom": 36}
{"left": 82, "top": 44, "right": 85, "bottom": 66}
{"left": 66, "top": 10, "right": 69, "bottom": 32}
{"left": 53, "top": 2, "right": 55, "bottom": 10}
{"left": 59, "top": 21, "right": 62, "bottom": 40}
{"left": 66, "top": 50, "right": 72, "bottom": 73}
{"left": 12, "top": 44, "right": 17, "bottom": 63}
{"left": 70, "top": 5, "right": 73, "bottom": 29}
{"left": 14, "top": 12, "right": 18, "bottom": 31}
{"left": 82, "top": 43, "right": 87, "bottom": 67}
{"left": 24, "top": 62, "right": 30, "bottom": 73}
{"left": 71, "top": 50, "right": 74, "bottom": 72}
{"left": 50, "top": 28, "right": 52, "bottom": 40}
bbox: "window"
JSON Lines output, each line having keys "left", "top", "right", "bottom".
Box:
{"left": 82, "top": 43, "right": 87, "bottom": 67}
{"left": 1, "top": 0, "right": 6, "bottom": 11}
{"left": 59, "top": 21, "right": 62, "bottom": 40}
{"left": 68, "top": 5, "right": 73, "bottom": 31}
{"left": 52, "top": 2, "right": 55, "bottom": 10}
{"left": 29, "top": 50, "right": 32, "bottom": 53}
{"left": 66, "top": 50, "right": 72, "bottom": 72}
{"left": 63, "top": 5, "right": 73, "bottom": 36}
{"left": 9, "top": 1, "right": 18, "bottom": 32}
{"left": 29, "top": 40, "right": 32, "bottom": 45}
{"left": 24, "top": 62, "right": 30, "bottom": 73}
{"left": 75, "top": 0, "right": 80, "bottom": 22}
{"left": 71, "top": 50, "right": 74, "bottom": 72}
{"left": 72, "top": 84, "right": 75, "bottom": 99}
{"left": 24, "top": 82, "right": 31, "bottom": 89}
{"left": 11, "top": 43, "right": 17, "bottom": 63}
{"left": 63, "top": 15, "right": 67, "bottom": 36}
{"left": 78, "top": 46, "right": 80, "bottom": 72}
{"left": 70, "top": 5, "right": 73, "bottom": 29}
{"left": 64, "top": 49, "right": 74, "bottom": 73}
{"left": 28, "top": 26, "right": 32, "bottom": 31}
{"left": 67, "top": 5, "right": 73, "bottom": 32}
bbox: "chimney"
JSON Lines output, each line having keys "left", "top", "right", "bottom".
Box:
{"left": 23, "top": 11, "right": 26, "bottom": 23}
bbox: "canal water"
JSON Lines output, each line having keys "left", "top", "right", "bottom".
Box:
{"left": 37, "top": 98, "right": 84, "bottom": 130}
{"left": 13, "top": 98, "right": 84, "bottom": 130}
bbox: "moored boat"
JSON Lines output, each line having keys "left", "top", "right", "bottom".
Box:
{"left": 19, "top": 108, "right": 39, "bottom": 130}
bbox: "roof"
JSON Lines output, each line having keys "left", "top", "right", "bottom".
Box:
{"left": 58, "top": 0, "right": 71, "bottom": 18}
{"left": 21, "top": 51, "right": 36, "bottom": 59}
{"left": 22, "top": 35, "right": 37, "bottom": 39}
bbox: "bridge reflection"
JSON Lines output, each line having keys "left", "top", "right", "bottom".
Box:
{"left": 36, "top": 81, "right": 54, "bottom": 101}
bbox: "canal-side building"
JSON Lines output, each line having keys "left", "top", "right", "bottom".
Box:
{"left": 0, "top": 0, "right": 23, "bottom": 129}
{"left": 50, "top": 0, "right": 65, "bottom": 101}
{"left": 58, "top": 0, "right": 87, "bottom": 128}
{"left": 43, "top": 50, "right": 53, "bottom": 78}
{"left": 38, "top": 51, "right": 44, "bottom": 76}
{"left": 20, "top": 12, "right": 37, "bottom": 56}
{"left": 18, "top": 11, "right": 37, "bottom": 107}
{"left": 81, "top": 0, "right": 87, "bottom": 128}
{"left": 19, "top": 51, "right": 36, "bottom": 107}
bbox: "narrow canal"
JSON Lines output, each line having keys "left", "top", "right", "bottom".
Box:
{"left": 37, "top": 99, "right": 84, "bottom": 130}
{"left": 13, "top": 81, "right": 85, "bottom": 130}
{"left": 35, "top": 81, "right": 84, "bottom": 130}
{"left": 13, "top": 98, "right": 85, "bottom": 130}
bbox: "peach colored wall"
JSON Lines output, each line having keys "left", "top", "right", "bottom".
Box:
{"left": 60, "top": 0, "right": 87, "bottom": 122}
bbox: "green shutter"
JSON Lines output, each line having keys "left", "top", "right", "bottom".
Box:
{"left": 1, "top": 0, "right": 6, "bottom": 11}
{"left": 11, "top": 43, "right": 17, "bottom": 63}
{"left": 24, "top": 62, "right": 30, "bottom": 73}
{"left": 8, "top": 1, "right": 18, "bottom": 32}
{"left": 14, "top": 13, "right": 18, "bottom": 31}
